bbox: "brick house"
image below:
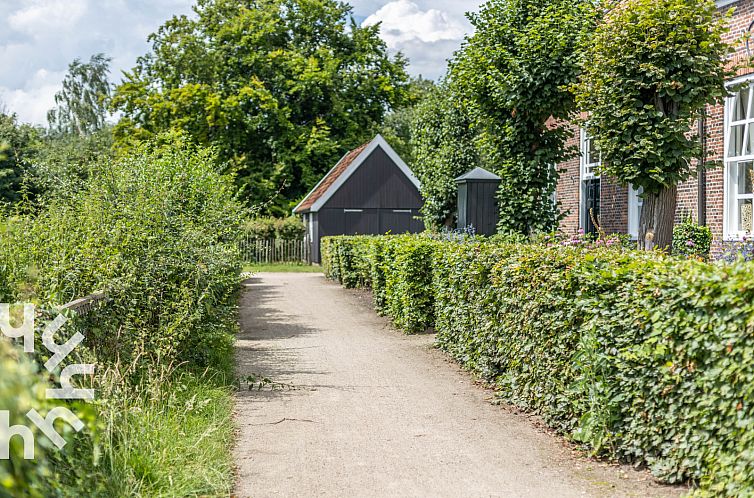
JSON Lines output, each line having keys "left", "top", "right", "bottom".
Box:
{"left": 556, "top": 0, "right": 754, "bottom": 242}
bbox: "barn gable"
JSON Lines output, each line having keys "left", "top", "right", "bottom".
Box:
{"left": 294, "top": 135, "right": 424, "bottom": 263}
{"left": 293, "top": 135, "right": 420, "bottom": 214}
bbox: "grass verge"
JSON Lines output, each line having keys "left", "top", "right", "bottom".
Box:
{"left": 105, "top": 371, "right": 235, "bottom": 497}
{"left": 244, "top": 263, "right": 322, "bottom": 273}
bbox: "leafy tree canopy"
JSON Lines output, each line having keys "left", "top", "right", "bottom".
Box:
{"left": 0, "top": 113, "right": 39, "bottom": 204}
{"left": 48, "top": 53, "right": 112, "bottom": 137}
{"left": 379, "top": 76, "right": 435, "bottom": 165}
{"left": 27, "top": 127, "right": 114, "bottom": 202}
{"left": 450, "top": 0, "right": 597, "bottom": 235}
{"left": 111, "top": 0, "right": 410, "bottom": 214}
{"left": 410, "top": 82, "right": 479, "bottom": 229}
{"left": 576, "top": 0, "right": 732, "bottom": 248}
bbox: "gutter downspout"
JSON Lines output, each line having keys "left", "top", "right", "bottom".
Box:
{"left": 698, "top": 112, "right": 707, "bottom": 226}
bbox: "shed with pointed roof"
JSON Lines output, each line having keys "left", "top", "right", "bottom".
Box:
{"left": 294, "top": 135, "right": 424, "bottom": 263}
{"left": 456, "top": 167, "right": 501, "bottom": 236}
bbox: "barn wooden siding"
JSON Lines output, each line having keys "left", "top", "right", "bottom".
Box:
{"left": 310, "top": 146, "right": 424, "bottom": 262}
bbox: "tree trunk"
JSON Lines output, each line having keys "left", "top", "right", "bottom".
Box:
{"left": 638, "top": 185, "right": 677, "bottom": 251}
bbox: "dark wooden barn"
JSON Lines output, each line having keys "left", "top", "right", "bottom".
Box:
{"left": 294, "top": 135, "right": 424, "bottom": 263}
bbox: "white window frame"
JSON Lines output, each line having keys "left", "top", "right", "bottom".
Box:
{"left": 628, "top": 185, "right": 644, "bottom": 240}
{"left": 579, "top": 128, "right": 601, "bottom": 231}
{"left": 580, "top": 128, "right": 601, "bottom": 181}
{"left": 724, "top": 74, "right": 754, "bottom": 240}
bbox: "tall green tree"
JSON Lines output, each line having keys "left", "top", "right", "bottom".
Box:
{"left": 379, "top": 77, "right": 435, "bottom": 165}
{"left": 450, "top": 0, "right": 597, "bottom": 235}
{"left": 47, "top": 53, "right": 112, "bottom": 137}
{"left": 0, "top": 113, "right": 39, "bottom": 204}
{"left": 576, "top": 0, "right": 732, "bottom": 249}
{"left": 410, "top": 83, "right": 479, "bottom": 229}
{"left": 111, "top": 0, "right": 409, "bottom": 213}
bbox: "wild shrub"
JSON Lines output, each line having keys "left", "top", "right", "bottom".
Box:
{"left": 25, "top": 138, "right": 244, "bottom": 369}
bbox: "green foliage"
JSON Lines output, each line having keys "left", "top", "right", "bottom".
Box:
{"left": 0, "top": 135, "right": 242, "bottom": 496}
{"left": 410, "top": 83, "right": 479, "bottom": 229}
{"left": 322, "top": 235, "right": 435, "bottom": 333}
{"left": 450, "top": 0, "right": 597, "bottom": 234}
{"left": 25, "top": 137, "right": 243, "bottom": 367}
{"left": 0, "top": 113, "right": 39, "bottom": 204}
{"left": 0, "top": 338, "right": 56, "bottom": 496}
{"left": 48, "top": 54, "right": 112, "bottom": 137}
{"left": 244, "top": 216, "right": 305, "bottom": 241}
{"left": 326, "top": 234, "right": 754, "bottom": 494}
{"left": 94, "top": 370, "right": 235, "bottom": 497}
{"left": 575, "top": 0, "right": 731, "bottom": 194}
{"left": 111, "top": 0, "right": 409, "bottom": 214}
{"left": 379, "top": 77, "right": 435, "bottom": 164}
{"left": 673, "top": 216, "right": 712, "bottom": 259}
{"left": 27, "top": 127, "right": 114, "bottom": 201}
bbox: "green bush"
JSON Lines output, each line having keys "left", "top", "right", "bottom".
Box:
{"left": 244, "top": 216, "right": 305, "bottom": 241}
{"left": 0, "top": 136, "right": 243, "bottom": 496}
{"left": 673, "top": 217, "right": 712, "bottom": 259}
{"left": 325, "top": 234, "right": 754, "bottom": 495}
{"left": 26, "top": 139, "right": 244, "bottom": 369}
{"left": 322, "top": 235, "right": 436, "bottom": 333}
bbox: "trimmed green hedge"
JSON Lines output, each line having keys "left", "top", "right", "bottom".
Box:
{"left": 323, "top": 234, "right": 754, "bottom": 496}
{"left": 322, "top": 235, "right": 436, "bottom": 333}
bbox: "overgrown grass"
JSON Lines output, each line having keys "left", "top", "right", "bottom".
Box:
{"left": 102, "top": 370, "right": 235, "bottom": 497}
{"left": 244, "top": 263, "right": 322, "bottom": 273}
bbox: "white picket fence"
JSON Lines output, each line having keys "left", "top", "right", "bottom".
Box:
{"left": 239, "top": 238, "right": 311, "bottom": 264}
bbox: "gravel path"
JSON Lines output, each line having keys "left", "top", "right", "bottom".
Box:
{"left": 234, "top": 273, "right": 685, "bottom": 498}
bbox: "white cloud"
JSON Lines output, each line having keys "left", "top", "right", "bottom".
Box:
{"left": 364, "top": 0, "right": 466, "bottom": 45}
{"left": 0, "top": 0, "right": 194, "bottom": 125}
{"left": 8, "top": 0, "right": 87, "bottom": 33}
{"left": 362, "top": 0, "right": 479, "bottom": 79}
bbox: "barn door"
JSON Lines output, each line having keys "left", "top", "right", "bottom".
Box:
{"left": 344, "top": 209, "right": 379, "bottom": 235}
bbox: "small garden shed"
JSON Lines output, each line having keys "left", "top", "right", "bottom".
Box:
{"left": 294, "top": 135, "right": 424, "bottom": 263}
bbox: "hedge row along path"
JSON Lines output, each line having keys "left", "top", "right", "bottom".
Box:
{"left": 233, "top": 273, "right": 685, "bottom": 497}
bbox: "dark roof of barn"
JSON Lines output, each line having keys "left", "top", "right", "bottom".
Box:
{"left": 294, "top": 142, "right": 370, "bottom": 214}
{"left": 455, "top": 167, "right": 502, "bottom": 183}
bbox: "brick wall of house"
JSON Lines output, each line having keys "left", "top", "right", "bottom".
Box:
{"left": 556, "top": 0, "right": 754, "bottom": 240}
{"left": 556, "top": 125, "right": 581, "bottom": 233}
{"left": 600, "top": 179, "right": 629, "bottom": 234}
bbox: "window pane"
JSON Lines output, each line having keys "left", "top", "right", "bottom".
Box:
{"left": 730, "top": 125, "right": 746, "bottom": 157}
{"left": 734, "top": 87, "right": 751, "bottom": 122}
{"left": 739, "top": 161, "right": 754, "bottom": 195}
{"left": 588, "top": 137, "right": 599, "bottom": 165}
{"left": 747, "top": 126, "right": 754, "bottom": 156}
{"left": 739, "top": 198, "right": 753, "bottom": 233}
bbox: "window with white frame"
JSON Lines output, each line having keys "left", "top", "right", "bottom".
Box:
{"left": 580, "top": 128, "right": 601, "bottom": 235}
{"left": 581, "top": 130, "right": 601, "bottom": 180}
{"left": 725, "top": 79, "right": 754, "bottom": 238}
{"left": 628, "top": 185, "right": 644, "bottom": 239}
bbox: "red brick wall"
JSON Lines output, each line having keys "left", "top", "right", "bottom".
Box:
{"left": 556, "top": 124, "right": 581, "bottom": 234}
{"left": 555, "top": 0, "right": 754, "bottom": 240}
{"left": 600, "top": 178, "right": 629, "bottom": 234}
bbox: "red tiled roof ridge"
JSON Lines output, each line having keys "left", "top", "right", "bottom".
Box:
{"left": 294, "top": 140, "right": 371, "bottom": 213}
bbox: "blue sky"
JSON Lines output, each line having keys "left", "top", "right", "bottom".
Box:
{"left": 0, "top": 0, "right": 484, "bottom": 125}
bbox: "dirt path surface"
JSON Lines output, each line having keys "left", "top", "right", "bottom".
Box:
{"left": 234, "top": 273, "right": 685, "bottom": 498}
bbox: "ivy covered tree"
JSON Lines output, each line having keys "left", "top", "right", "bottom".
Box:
{"left": 379, "top": 77, "right": 435, "bottom": 165}
{"left": 576, "top": 0, "right": 732, "bottom": 249}
{"left": 410, "top": 83, "right": 479, "bottom": 229}
{"left": 111, "top": 0, "right": 409, "bottom": 214}
{"left": 450, "top": 0, "right": 597, "bottom": 235}
{"left": 47, "top": 53, "right": 112, "bottom": 137}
